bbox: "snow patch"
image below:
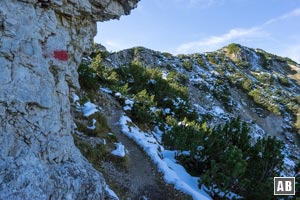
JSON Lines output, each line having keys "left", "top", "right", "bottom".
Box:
{"left": 119, "top": 115, "right": 211, "bottom": 200}
{"left": 111, "top": 142, "right": 126, "bottom": 157}
{"left": 162, "top": 71, "right": 168, "bottom": 80}
{"left": 212, "top": 106, "right": 225, "bottom": 115}
{"left": 72, "top": 93, "right": 79, "bottom": 103}
{"left": 115, "top": 92, "right": 122, "bottom": 98}
{"left": 148, "top": 79, "right": 157, "bottom": 84}
{"left": 283, "top": 157, "right": 295, "bottom": 168}
{"left": 251, "top": 124, "right": 265, "bottom": 140}
{"left": 82, "top": 102, "right": 99, "bottom": 117}
{"left": 100, "top": 87, "right": 113, "bottom": 94}
{"left": 124, "top": 99, "right": 134, "bottom": 111}
{"left": 164, "top": 108, "right": 171, "bottom": 114}
{"left": 125, "top": 99, "right": 134, "bottom": 107}
{"left": 105, "top": 185, "right": 119, "bottom": 200}
{"left": 87, "top": 119, "right": 96, "bottom": 130}
{"left": 123, "top": 105, "right": 132, "bottom": 111}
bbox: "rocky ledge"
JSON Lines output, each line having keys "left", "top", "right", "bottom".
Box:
{"left": 0, "top": 0, "right": 138, "bottom": 199}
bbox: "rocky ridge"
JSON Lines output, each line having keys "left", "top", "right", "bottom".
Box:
{"left": 0, "top": 0, "right": 138, "bottom": 199}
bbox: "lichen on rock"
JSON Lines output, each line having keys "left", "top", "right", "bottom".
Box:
{"left": 0, "top": 0, "right": 138, "bottom": 199}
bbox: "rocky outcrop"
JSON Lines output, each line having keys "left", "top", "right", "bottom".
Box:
{"left": 0, "top": 0, "right": 138, "bottom": 199}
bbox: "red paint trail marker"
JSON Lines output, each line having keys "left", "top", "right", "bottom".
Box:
{"left": 53, "top": 50, "right": 68, "bottom": 61}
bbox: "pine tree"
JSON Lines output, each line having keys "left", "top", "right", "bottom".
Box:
{"left": 131, "top": 89, "right": 156, "bottom": 123}
{"left": 242, "top": 136, "right": 283, "bottom": 199}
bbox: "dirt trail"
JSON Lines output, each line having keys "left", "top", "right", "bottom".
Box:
{"left": 99, "top": 93, "right": 191, "bottom": 200}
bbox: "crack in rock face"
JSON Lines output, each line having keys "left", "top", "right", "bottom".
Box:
{"left": 0, "top": 0, "right": 138, "bottom": 199}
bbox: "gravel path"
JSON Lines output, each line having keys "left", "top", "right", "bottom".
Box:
{"left": 99, "top": 94, "right": 191, "bottom": 200}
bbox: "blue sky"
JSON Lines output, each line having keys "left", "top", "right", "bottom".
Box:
{"left": 94, "top": 0, "right": 300, "bottom": 62}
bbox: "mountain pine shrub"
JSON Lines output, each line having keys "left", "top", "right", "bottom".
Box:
{"left": 182, "top": 59, "right": 193, "bottom": 71}
{"left": 78, "top": 62, "right": 100, "bottom": 91}
{"left": 163, "top": 117, "right": 284, "bottom": 199}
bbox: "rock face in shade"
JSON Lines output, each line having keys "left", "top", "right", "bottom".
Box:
{"left": 0, "top": 0, "right": 138, "bottom": 199}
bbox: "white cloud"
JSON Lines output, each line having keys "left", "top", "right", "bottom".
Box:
{"left": 175, "top": 7, "right": 300, "bottom": 55}
{"left": 175, "top": 28, "right": 269, "bottom": 54}
{"left": 104, "top": 40, "right": 129, "bottom": 52}
{"left": 264, "top": 7, "right": 300, "bottom": 25}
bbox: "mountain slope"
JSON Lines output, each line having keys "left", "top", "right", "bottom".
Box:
{"left": 76, "top": 43, "right": 300, "bottom": 199}
{"left": 103, "top": 44, "right": 300, "bottom": 134}
{"left": 102, "top": 43, "right": 300, "bottom": 157}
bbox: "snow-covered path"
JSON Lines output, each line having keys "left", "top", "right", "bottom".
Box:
{"left": 101, "top": 100, "right": 192, "bottom": 200}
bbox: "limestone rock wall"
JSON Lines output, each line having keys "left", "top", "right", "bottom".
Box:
{"left": 0, "top": 0, "right": 138, "bottom": 199}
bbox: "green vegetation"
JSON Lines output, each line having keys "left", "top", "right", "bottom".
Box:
{"left": 213, "top": 79, "right": 232, "bottom": 111}
{"left": 133, "top": 46, "right": 145, "bottom": 61}
{"left": 182, "top": 59, "right": 193, "bottom": 71}
{"left": 225, "top": 64, "right": 287, "bottom": 116}
{"left": 78, "top": 61, "right": 100, "bottom": 91}
{"left": 252, "top": 72, "right": 273, "bottom": 85}
{"left": 132, "top": 89, "right": 157, "bottom": 123}
{"left": 163, "top": 117, "right": 283, "bottom": 199}
{"left": 73, "top": 95, "right": 127, "bottom": 171}
{"left": 90, "top": 43, "right": 109, "bottom": 59}
{"left": 236, "top": 60, "right": 250, "bottom": 68}
{"left": 73, "top": 135, "right": 107, "bottom": 171}
{"left": 228, "top": 70, "right": 245, "bottom": 85}
{"left": 256, "top": 51, "right": 271, "bottom": 69}
{"left": 162, "top": 52, "right": 173, "bottom": 59}
{"left": 196, "top": 55, "right": 206, "bottom": 67}
{"left": 225, "top": 44, "right": 251, "bottom": 68}
{"left": 79, "top": 55, "right": 194, "bottom": 125}
{"left": 74, "top": 131, "right": 128, "bottom": 172}
{"left": 241, "top": 78, "right": 253, "bottom": 92}
{"left": 248, "top": 88, "right": 281, "bottom": 115}
{"left": 295, "top": 113, "right": 300, "bottom": 135}
{"left": 256, "top": 48, "right": 298, "bottom": 67}
{"left": 206, "top": 53, "right": 218, "bottom": 65}
{"left": 278, "top": 75, "right": 291, "bottom": 87}
{"left": 229, "top": 65, "right": 300, "bottom": 134}
{"left": 75, "top": 112, "right": 110, "bottom": 137}
{"left": 227, "top": 68, "right": 296, "bottom": 117}
{"left": 227, "top": 43, "right": 241, "bottom": 54}
{"left": 112, "top": 61, "right": 190, "bottom": 104}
